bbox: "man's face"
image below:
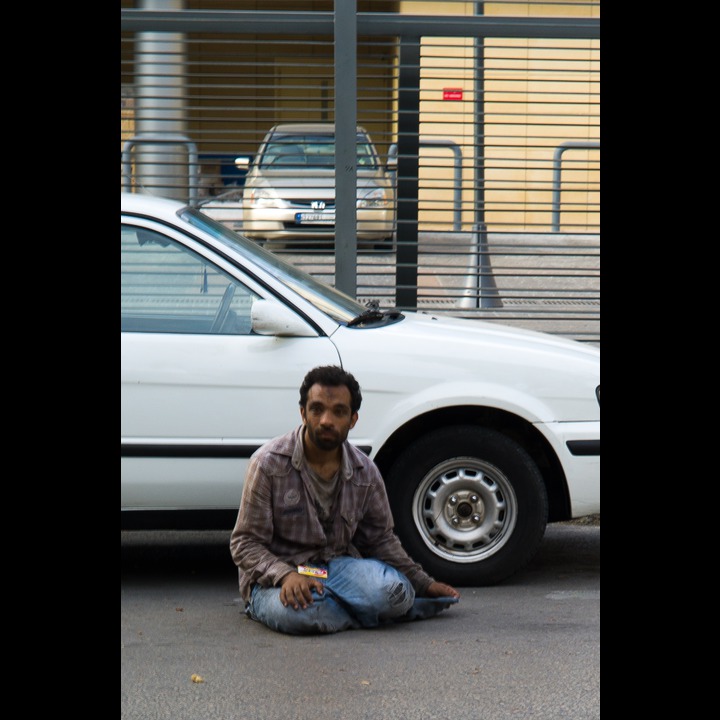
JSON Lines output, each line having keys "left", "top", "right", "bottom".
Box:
{"left": 301, "top": 383, "right": 358, "bottom": 452}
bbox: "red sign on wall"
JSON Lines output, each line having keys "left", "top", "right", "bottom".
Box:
{"left": 443, "top": 88, "right": 463, "bottom": 101}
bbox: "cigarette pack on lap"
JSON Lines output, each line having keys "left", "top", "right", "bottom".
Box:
{"left": 297, "top": 563, "right": 328, "bottom": 579}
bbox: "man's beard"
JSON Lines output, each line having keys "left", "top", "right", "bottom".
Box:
{"left": 306, "top": 424, "right": 345, "bottom": 452}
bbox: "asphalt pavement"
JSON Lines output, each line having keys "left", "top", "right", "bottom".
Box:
{"left": 121, "top": 523, "right": 600, "bottom": 720}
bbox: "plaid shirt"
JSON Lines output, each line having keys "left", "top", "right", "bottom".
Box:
{"left": 230, "top": 425, "right": 434, "bottom": 602}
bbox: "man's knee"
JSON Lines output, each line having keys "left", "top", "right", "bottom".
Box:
{"left": 369, "top": 562, "right": 414, "bottom": 619}
{"left": 387, "top": 575, "right": 414, "bottom": 614}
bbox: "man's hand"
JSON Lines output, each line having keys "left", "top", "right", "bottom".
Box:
{"left": 279, "top": 571, "right": 325, "bottom": 610}
{"left": 425, "top": 580, "right": 460, "bottom": 599}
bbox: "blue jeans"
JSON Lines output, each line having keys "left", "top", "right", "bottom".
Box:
{"left": 246, "top": 556, "right": 458, "bottom": 635}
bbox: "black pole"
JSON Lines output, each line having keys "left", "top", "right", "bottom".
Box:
{"left": 396, "top": 37, "right": 420, "bottom": 311}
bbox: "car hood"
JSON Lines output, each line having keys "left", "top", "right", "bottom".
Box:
{"left": 330, "top": 311, "right": 600, "bottom": 424}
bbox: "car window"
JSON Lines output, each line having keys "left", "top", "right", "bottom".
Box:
{"left": 121, "top": 225, "right": 260, "bottom": 335}
{"left": 258, "top": 133, "right": 379, "bottom": 169}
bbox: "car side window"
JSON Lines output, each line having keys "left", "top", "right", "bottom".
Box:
{"left": 356, "top": 142, "right": 376, "bottom": 167}
{"left": 121, "top": 225, "right": 260, "bottom": 335}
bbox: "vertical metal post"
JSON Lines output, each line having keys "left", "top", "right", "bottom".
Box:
{"left": 122, "top": 134, "right": 199, "bottom": 205}
{"left": 334, "top": 0, "right": 358, "bottom": 297}
{"left": 396, "top": 38, "right": 420, "bottom": 310}
{"left": 474, "top": 2, "right": 488, "bottom": 308}
{"left": 474, "top": 222, "right": 502, "bottom": 308}
{"left": 419, "top": 139, "right": 463, "bottom": 231}
{"left": 472, "top": 3, "right": 501, "bottom": 309}
{"left": 551, "top": 140, "right": 600, "bottom": 232}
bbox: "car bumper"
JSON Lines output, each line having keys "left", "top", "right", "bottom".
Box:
{"left": 241, "top": 206, "right": 395, "bottom": 240}
{"left": 538, "top": 420, "right": 600, "bottom": 518}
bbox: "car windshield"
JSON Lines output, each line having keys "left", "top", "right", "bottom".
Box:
{"left": 183, "top": 207, "right": 366, "bottom": 324}
{"left": 258, "top": 133, "right": 379, "bottom": 169}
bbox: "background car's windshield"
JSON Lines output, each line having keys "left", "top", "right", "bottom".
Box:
{"left": 258, "top": 133, "right": 378, "bottom": 169}
{"left": 184, "top": 207, "right": 366, "bottom": 323}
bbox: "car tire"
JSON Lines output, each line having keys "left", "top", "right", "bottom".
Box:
{"left": 385, "top": 425, "right": 548, "bottom": 586}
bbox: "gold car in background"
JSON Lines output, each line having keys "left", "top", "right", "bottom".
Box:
{"left": 235, "top": 123, "right": 397, "bottom": 249}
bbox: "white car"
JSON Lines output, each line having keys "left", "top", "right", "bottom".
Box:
{"left": 121, "top": 191, "right": 600, "bottom": 586}
{"left": 234, "top": 123, "right": 396, "bottom": 248}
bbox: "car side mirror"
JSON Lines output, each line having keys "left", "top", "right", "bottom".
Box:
{"left": 250, "top": 299, "right": 317, "bottom": 337}
{"left": 234, "top": 156, "right": 251, "bottom": 169}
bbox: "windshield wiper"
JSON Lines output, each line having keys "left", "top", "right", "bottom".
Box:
{"left": 347, "top": 300, "right": 403, "bottom": 327}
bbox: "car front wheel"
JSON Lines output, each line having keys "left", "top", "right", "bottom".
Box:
{"left": 385, "top": 425, "right": 548, "bottom": 586}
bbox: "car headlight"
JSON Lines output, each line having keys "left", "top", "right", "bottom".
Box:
{"left": 245, "top": 188, "right": 284, "bottom": 208}
{"left": 357, "top": 187, "right": 389, "bottom": 209}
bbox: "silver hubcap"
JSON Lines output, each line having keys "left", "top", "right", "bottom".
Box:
{"left": 412, "top": 457, "right": 517, "bottom": 563}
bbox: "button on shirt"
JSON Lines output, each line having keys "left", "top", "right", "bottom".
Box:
{"left": 230, "top": 425, "right": 435, "bottom": 603}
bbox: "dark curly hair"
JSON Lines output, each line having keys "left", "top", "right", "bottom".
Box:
{"left": 299, "top": 365, "right": 362, "bottom": 413}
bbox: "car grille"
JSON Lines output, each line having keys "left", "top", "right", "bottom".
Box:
{"left": 287, "top": 200, "right": 336, "bottom": 210}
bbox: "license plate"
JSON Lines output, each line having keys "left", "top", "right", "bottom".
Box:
{"left": 295, "top": 211, "right": 335, "bottom": 225}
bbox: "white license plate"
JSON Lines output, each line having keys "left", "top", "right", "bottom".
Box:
{"left": 295, "top": 212, "right": 335, "bottom": 225}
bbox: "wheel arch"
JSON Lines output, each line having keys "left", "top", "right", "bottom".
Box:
{"left": 373, "top": 405, "right": 572, "bottom": 523}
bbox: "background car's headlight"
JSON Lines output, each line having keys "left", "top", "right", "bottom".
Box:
{"left": 245, "top": 188, "right": 284, "bottom": 208}
{"left": 357, "top": 187, "right": 389, "bottom": 208}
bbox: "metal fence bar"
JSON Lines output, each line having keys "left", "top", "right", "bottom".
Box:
{"left": 122, "top": 134, "right": 200, "bottom": 205}
{"left": 334, "top": 0, "right": 358, "bottom": 298}
{"left": 419, "top": 138, "right": 463, "bottom": 232}
{"left": 551, "top": 141, "right": 600, "bottom": 233}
